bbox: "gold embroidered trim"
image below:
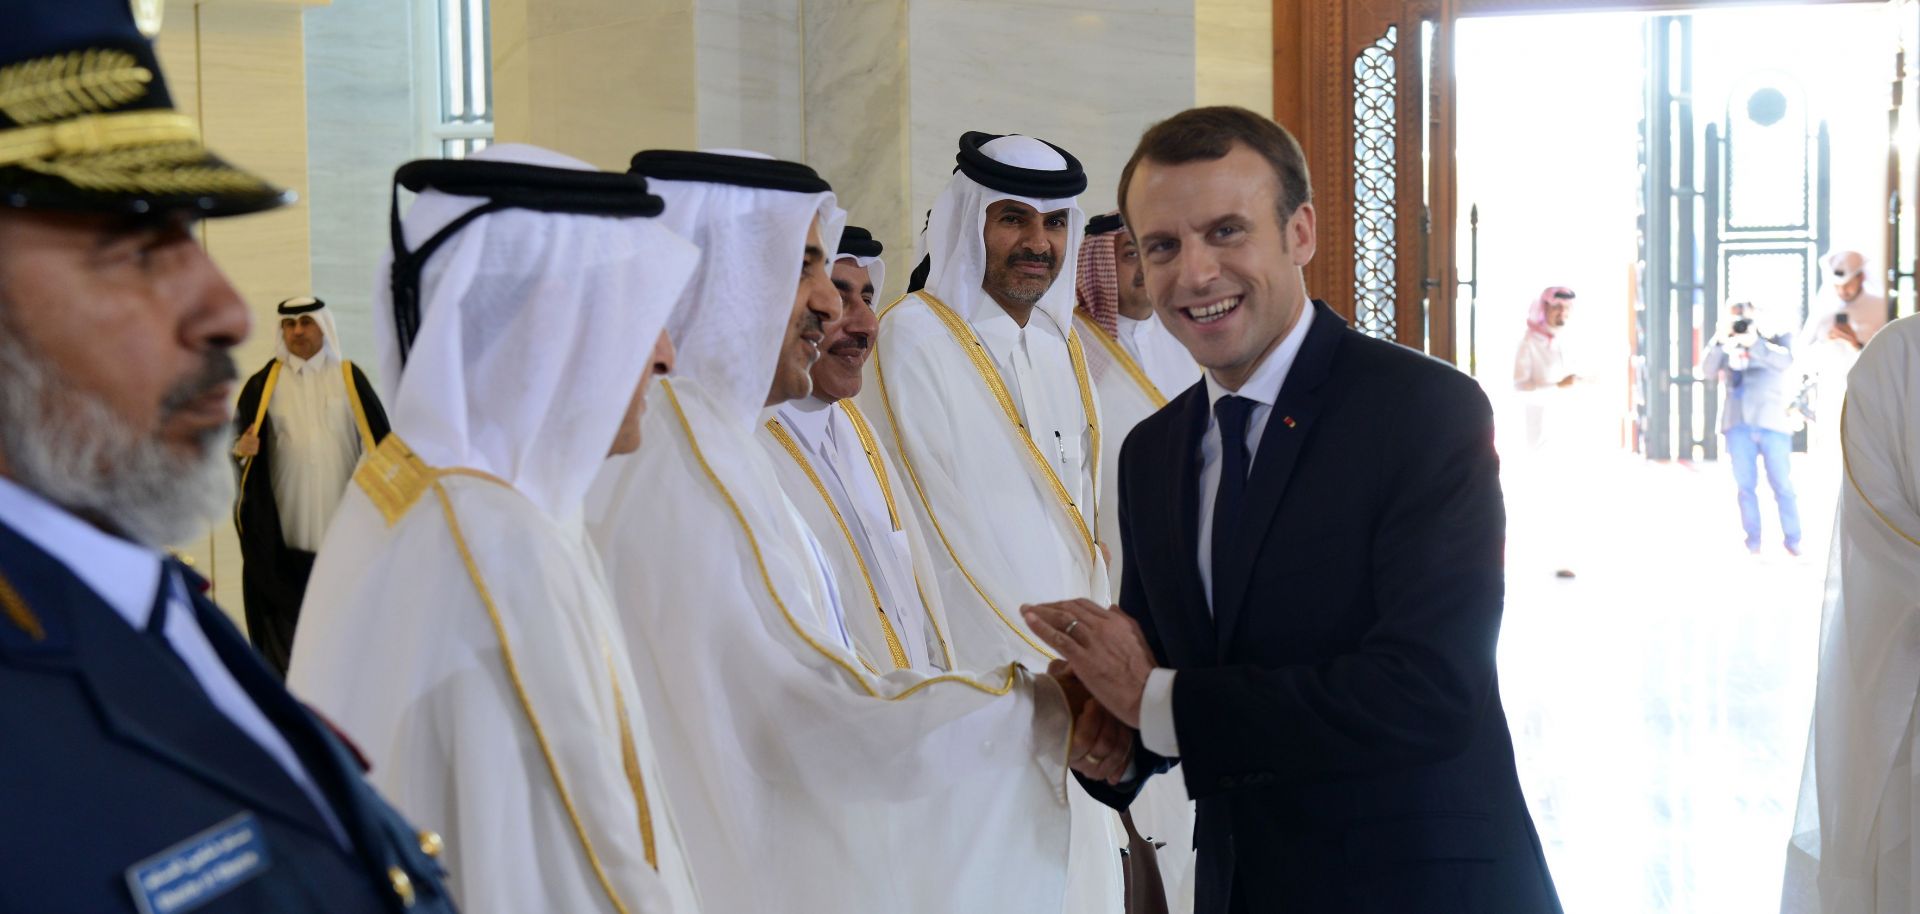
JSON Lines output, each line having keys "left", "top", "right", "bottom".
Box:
{"left": 765, "top": 417, "right": 912, "bottom": 670}
{"left": 913, "top": 292, "right": 1101, "bottom": 558}
{"left": 0, "top": 49, "right": 153, "bottom": 125}
{"left": 869, "top": 315, "right": 1058, "bottom": 662}
{"left": 663, "top": 379, "right": 1021, "bottom": 700}
{"left": 0, "top": 112, "right": 198, "bottom": 170}
{"left": 342, "top": 361, "right": 377, "bottom": 454}
{"left": 433, "top": 479, "right": 659, "bottom": 904}
{"left": 607, "top": 647, "right": 658, "bottom": 868}
{"left": 1074, "top": 312, "right": 1169, "bottom": 409}
{"left": 355, "top": 435, "right": 435, "bottom": 526}
{"left": 1841, "top": 397, "right": 1920, "bottom": 550}
{"left": 0, "top": 569, "right": 45, "bottom": 642}
{"left": 838, "top": 400, "right": 901, "bottom": 531}
{"left": 232, "top": 361, "right": 282, "bottom": 537}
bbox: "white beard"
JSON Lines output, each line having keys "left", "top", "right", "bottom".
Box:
{"left": 0, "top": 329, "right": 234, "bottom": 549}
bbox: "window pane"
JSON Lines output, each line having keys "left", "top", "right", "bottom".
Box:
{"left": 441, "top": 0, "right": 467, "bottom": 121}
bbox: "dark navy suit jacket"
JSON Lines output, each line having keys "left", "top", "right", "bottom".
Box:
{"left": 1082, "top": 302, "right": 1562, "bottom": 914}
{"left": 0, "top": 517, "right": 456, "bottom": 913}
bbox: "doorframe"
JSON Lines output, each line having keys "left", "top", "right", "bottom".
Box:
{"left": 1272, "top": 0, "right": 1889, "bottom": 362}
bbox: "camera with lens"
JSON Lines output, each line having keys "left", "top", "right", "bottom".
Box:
{"left": 1731, "top": 318, "right": 1752, "bottom": 335}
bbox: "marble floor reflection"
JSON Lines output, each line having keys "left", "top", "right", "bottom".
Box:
{"left": 1500, "top": 451, "right": 1834, "bottom": 914}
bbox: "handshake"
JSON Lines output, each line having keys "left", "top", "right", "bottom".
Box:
{"left": 1022, "top": 598, "right": 1159, "bottom": 786}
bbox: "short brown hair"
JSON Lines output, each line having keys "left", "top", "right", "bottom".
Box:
{"left": 1117, "top": 106, "right": 1313, "bottom": 226}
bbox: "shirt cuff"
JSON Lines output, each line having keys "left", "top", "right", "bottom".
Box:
{"left": 1139, "top": 667, "right": 1179, "bottom": 757}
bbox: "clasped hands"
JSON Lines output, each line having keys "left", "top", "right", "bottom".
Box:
{"left": 1021, "top": 598, "right": 1158, "bottom": 786}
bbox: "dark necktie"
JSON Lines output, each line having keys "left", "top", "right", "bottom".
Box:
{"left": 1210, "top": 395, "right": 1256, "bottom": 608}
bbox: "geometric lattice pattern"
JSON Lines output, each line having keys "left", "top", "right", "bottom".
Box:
{"left": 1353, "top": 26, "right": 1399, "bottom": 340}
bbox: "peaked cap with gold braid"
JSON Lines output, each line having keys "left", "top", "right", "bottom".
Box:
{"left": 0, "top": 0, "right": 290, "bottom": 217}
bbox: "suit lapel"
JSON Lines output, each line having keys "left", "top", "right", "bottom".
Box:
{"left": 1159, "top": 381, "right": 1216, "bottom": 663}
{"left": 1213, "top": 302, "right": 1346, "bottom": 657}
{"left": 0, "top": 521, "right": 338, "bottom": 843}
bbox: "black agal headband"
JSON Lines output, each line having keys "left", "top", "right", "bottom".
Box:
{"left": 838, "top": 225, "right": 883, "bottom": 259}
{"left": 387, "top": 158, "right": 667, "bottom": 366}
{"left": 954, "top": 131, "right": 1087, "bottom": 198}
{"left": 628, "top": 150, "right": 831, "bottom": 193}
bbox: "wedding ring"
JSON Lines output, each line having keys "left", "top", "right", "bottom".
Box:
{"left": 1063, "top": 619, "right": 1081, "bottom": 637}
{"left": 1086, "top": 753, "right": 1106, "bottom": 765}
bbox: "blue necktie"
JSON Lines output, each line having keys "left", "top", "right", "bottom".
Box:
{"left": 1210, "top": 395, "right": 1256, "bottom": 605}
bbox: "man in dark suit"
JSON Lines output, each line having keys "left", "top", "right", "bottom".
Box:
{"left": 0, "top": 2, "right": 455, "bottom": 910}
{"left": 1024, "top": 106, "right": 1561, "bottom": 913}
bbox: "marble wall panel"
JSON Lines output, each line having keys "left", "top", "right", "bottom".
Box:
{"left": 304, "top": 0, "right": 418, "bottom": 376}
{"left": 803, "top": 0, "right": 911, "bottom": 266}
{"left": 906, "top": 0, "right": 1196, "bottom": 226}
{"left": 697, "top": 0, "right": 806, "bottom": 157}
{"left": 1196, "top": 0, "right": 1271, "bottom": 116}
{"left": 495, "top": 1, "right": 699, "bottom": 169}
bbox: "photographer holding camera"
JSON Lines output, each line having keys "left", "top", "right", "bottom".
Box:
{"left": 1703, "top": 301, "right": 1802, "bottom": 556}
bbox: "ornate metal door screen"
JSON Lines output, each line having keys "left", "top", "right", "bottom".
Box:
{"left": 1636, "top": 15, "right": 1829, "bottom": 461}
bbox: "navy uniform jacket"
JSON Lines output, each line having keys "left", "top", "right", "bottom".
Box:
{"left": 0, "top": 517, "right": 456, "bottom": 913}
{"left": 1081, "top": 302, "right": 1561, "bottom": 914}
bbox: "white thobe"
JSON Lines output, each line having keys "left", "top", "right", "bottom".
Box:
{"left": 589, "top": 378, "right": 1074, "bottom": 913}
{"left": 864, "top": 293, "right": 1121, "bottom": 914}
{"left": 1073, "top": 311, "right": 1204, "bottom": 913}
{"left": 1114, "top": 312, "right": 1202, "bottom": 398}
{"left": 1783, "top": 315, "right": 1920, "bottom": 914}
{"left": 290, "top": 473, "right": 693, "bottom": 914}
{"left": 266, "top": 355, "right": 362, "bottom": 551}
{"left": 973, "top": 307, "right": 1097, "bottom": 519}
{"left": 1077, "top": 311, "right": 1201, "bottom": 601}
{"left": 770, "top": 396, "right": 943, "bottom": 670}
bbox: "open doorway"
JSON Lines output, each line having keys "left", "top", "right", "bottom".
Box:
{"left": 1452, "top": 4, "right": 1900, "bottom": 911}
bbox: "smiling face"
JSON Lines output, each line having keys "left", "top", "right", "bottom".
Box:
{"left": 765, "top": 221, "right": 843, "bottom": 407}
{"left": 811, "top": 258, "right": 876, "bottom": 403}
{"left": 1125, "top": 142, "right": 1314, "bottom": 391}
{"left": 980, "top": 199, "right": 1070, "bottom": 322}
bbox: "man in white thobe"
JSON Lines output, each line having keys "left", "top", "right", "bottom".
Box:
{"left": 288, "top": 144, "right": 702, "bottom": 914}
{"left": 760, "top": 225, "right": 954, "bottom": 671}
{"left": 861, "top": 131, "right": 1124, "bottom": 914}
{"left": 1073, "top": 209, "right": 1203, "bottom": 913}
{"left": 1074, "top": 210, "right": 1201, "bottom": 594}
{"left": 588, "top": 149, "right": 1088, "bottom": 913}
{"left": 1798, "top": 250, "right": 1891, "bottom": 461}
{"left": 1783, "top": 313, "right": 1920, "bottom": 914}
{"left": 231, "top": 296, "right": 387, "bottom": 675}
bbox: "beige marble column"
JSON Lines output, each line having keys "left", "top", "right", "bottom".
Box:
{"left": 1197, "top": 0, "right": 1273, "bottom": 117}
{"left": 492, "top": 0, "right": 699, "bottom": 171}
{"left": 155, "top": 0, "right": 317, "bottom": 617}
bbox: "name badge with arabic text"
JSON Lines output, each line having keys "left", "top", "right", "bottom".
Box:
{"left": 125, "top": 813, "right": 271, "bottom": 914}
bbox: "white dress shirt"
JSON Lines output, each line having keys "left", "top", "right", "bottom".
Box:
{"left": 1139, "top": 303, "right": 1315, "bottom": 758}
{"left": 0, "top": 475, "right": 348, "bottom": 846}
{"left": 972, "top": 306, "right": 1096, "bottom": 524}
{"left": 778, "top": 397, "right": 935, "bottom": 667}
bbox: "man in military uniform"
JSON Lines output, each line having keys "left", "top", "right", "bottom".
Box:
{"left": 0, "top": 2, "right": 458, "bottom": 911}
{"left": 233, "top": 295, "right": 387, "bottom": 676}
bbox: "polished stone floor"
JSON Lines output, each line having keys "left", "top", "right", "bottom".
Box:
{"left": 1500, "top": 451, "right": 1836, "bottom": 913}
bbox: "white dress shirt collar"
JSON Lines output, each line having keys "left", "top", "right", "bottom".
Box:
{"left": 0, "top": 474, "right": 162, "bottom": 629}
{"left": 1202, "top": 301, "right": 1315, "bottom": 412}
